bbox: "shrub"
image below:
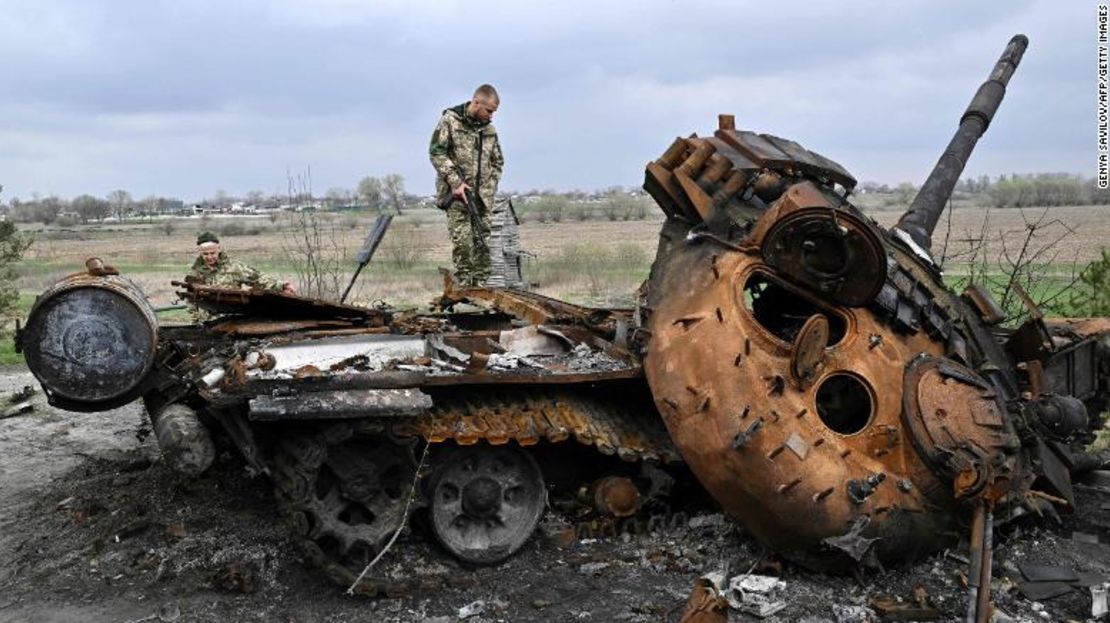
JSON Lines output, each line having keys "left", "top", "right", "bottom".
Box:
{"left": 1071, "top": 249, "right": 1110, "bottom": 316}
{"left": 219, "top": 221, "right": 245, "bottom": 237}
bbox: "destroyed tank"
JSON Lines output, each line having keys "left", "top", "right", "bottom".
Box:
{"left": 17, "top": 259, "right": 683, "bottom": 593}
{"left": 14, "top": 34, "right": 1110, "bottom": 607}
{"left": 637, "top": 33, "right": 1108, "bottom": 612}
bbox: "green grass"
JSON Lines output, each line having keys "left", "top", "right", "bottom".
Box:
{"left": 0, "top": 339, "right": 24, "bottom": 366}
{"left": 941, "top": 271, "right": 1087, "bottom": 318}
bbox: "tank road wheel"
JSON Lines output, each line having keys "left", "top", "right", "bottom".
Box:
{"left": 272, "top": 423, "right": 419, "bottom": 592}
{"left": 428, "top": 445, "right": 546, "bottom": 565}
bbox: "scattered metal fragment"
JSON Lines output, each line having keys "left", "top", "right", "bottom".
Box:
{"left": 1016, "top": 581, "right": 1073, "bottom": 601}
{"left": 821, "top": 516, "right": 877, "bottom": 562}
{"left": 678, "top": 576, "right": 729, "bottom": 623}
{"left": 0, "top": 401, "right": 33, "bottom": 420}
{"left": 457, "top": 600, "right": 486, "bottom": 619}
{"left": 1093, "top": 582, "right": 1109, "bottom": 619}
{"left": 869, "top": 588, "right": 940, "bottom": 620}
{"left": 725, "top": 574, "right": 787, "bottom": 618}
{"left": 1019, "top": 564, "right": 1078, "bottom": 583}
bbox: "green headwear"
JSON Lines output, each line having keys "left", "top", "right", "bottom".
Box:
{"left": 196, "top": 231, "right": 220, "bottom": 246}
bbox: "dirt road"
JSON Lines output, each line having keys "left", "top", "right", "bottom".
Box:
{"left": 1, "top": 366, "right": 1108, "bottom": 622}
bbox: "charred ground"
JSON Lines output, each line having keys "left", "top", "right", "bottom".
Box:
{"left": 2, "top": 369, "right": 1108, "bottom": 623}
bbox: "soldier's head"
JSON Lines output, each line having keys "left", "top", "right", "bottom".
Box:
{"left": 196, "top": 232, "right": 221, "bottom": 267}
{"left": 467, "top": 84, "right": 499, "bottom": 123}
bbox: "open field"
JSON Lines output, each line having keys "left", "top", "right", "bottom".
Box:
{"left": 11, "top": 202, "right": 1110, "bottom": 320}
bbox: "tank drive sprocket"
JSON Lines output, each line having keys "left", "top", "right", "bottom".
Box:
{"left": 271, "top": 420, "right": 419, "bottom": 593}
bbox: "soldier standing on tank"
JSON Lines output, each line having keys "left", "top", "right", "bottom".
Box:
{"left": 186, "top": 231, "right": 295, "bottom": 322}
{"left": 429, "top": 84, "right": 504, "bottom": 286}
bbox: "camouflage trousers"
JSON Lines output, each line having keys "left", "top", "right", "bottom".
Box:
{"left": 445, "top": 202, "right": 492, "bottom": 286}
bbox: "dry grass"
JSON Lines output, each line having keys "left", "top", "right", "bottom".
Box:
{"left": 13, "top": 204, "right": 1110, "bottom": 311}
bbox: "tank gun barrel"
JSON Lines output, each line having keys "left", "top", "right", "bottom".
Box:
{"left": 896, "top": 34, "right": 1028, "bottom": 251}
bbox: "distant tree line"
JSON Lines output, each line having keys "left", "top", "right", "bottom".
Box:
{"left": 0, "top": 172, "right": 417, "bottom": 226}
{"left": 0, "top": 190, "right": 179, "bottom": 225}
{"left": 858, "top": 173, "right": 1110, "bottom": 209}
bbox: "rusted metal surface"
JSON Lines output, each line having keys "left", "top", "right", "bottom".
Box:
{"left": 397, "top": 388, "right": 681, "bottom": 464}
{"left": 643, "top": 232, "right": 957, "bottom": 568}
{"left": 965, "top": 501, "right": 993, "bottom": 623}
{"left": 749, "top": 184, "right": 887, "bottom": 306}
{"left": 636, "top": 36, "right": 1066, "bottom": 572}
{"left": 1046, "top": 317, "right": 1110, "bottom": 340}
{"left": 173, "top": 281, "right": 392, "bottom": 324}
{"left": 208, "top": 318, "right": 357, "bottom": 336}
{"left": 901, "top": 357, "right": 1022, "bottom": 502}
{"left": 961, "top": 284, "right": 1006, "bottom": 325}
{"left": 589, "top": 476, "right": 641, "bottom": 518}
{"left": 441, "top": 278, "right": 631, "bottom": 342}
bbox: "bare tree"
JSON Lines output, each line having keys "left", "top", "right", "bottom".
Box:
{"left": 944, "top": 206, "right": 1083, "bottom": 322}
{"left": 107, "top": 189, "right": 132, "bottom": 221}
{"left": 357, "top": 176, "right": 382, "bottom": 212}
{"left": 382, "top": 174, "right": 406, "bottom": 214}
{"left": 282, "top": 168, "right": 347, "bottom": 299}
{"left": 325, "top": 187, "right": 352, "bottom": 210}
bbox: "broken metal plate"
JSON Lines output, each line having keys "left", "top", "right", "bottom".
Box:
{"left": 1019, "top": 564, "right": 1079, "bottom": 583}
{"left": 499, "top": 325, "right": 571, "bottom": 357}
{"left": 1016, "top": 581, "right": 1074, "bottom": 601}
{"left": 251, "top": 334, "right": 426, "bottom": 375}
{"left": 175, "top": 281, "right": 392, "bottom": 323}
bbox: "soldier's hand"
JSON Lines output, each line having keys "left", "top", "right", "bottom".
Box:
{"left": 451, "top": 183, "right": 471, "bottom": 201}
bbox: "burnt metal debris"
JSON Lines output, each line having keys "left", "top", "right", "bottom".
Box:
{"left": 13, "top": 33, "right": 1110, "bottom": 612}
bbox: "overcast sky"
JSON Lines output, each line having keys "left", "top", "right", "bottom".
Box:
{"left": 0, "top": 0, "right": 1097, "bottom": 201}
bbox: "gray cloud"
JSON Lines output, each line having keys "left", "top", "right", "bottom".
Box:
{"left": 0, "top": 0, "right": 1094, "bottom": 200}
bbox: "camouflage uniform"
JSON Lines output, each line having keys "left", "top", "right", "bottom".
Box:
{"left": 187, "top": 252, "right": 283, "bottom": 322}
{"left": 429, "top": 103, "right": 504, "bottom": 286}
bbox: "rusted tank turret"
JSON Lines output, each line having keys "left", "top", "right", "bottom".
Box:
{"left": 638, "top": 34, "right": 1105, "bottom": 587}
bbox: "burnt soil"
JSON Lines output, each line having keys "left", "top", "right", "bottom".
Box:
{"left": 1, "top": 367, "right": 1109, "bottom": 623}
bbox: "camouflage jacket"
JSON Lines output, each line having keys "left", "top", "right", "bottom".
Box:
{"left": 429, "top": 103, "right": 504, "bottom": 211}
{"left": 188, "top": 253, "right": 283, "bottom": 291}
{"left": 187, "top": 253, "right": 283, "bottom": 322}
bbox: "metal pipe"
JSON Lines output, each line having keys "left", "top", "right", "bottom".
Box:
{"left": 896, "top": 35, "right": 1028, "bottom": 251}
{"left": 976, "top": 505, "right": 994, "bottom": 623}
{"left": 965, "top": 501, "right": 986, "bottom": 623}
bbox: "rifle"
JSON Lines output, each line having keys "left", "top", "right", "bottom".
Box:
{"left": 438, "top": 187, "right": 489, "bottom": 255}
{"left": 340, "top": 213, "right": 393, "bottom": 303}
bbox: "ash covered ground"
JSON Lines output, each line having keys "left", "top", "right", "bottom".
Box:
{"left": 1, "top": 367, "right": 1108, "bottom": 623}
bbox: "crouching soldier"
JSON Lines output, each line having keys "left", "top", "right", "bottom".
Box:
{"left": 187, "top": 231, "right": 294, "bottom": 322}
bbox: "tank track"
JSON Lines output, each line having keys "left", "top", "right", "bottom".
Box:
{"left": 396, "top": 386, "right": 682, "bottom": 464}
{"left": 267, "top": 387, "right": 679, "bottom": 593}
